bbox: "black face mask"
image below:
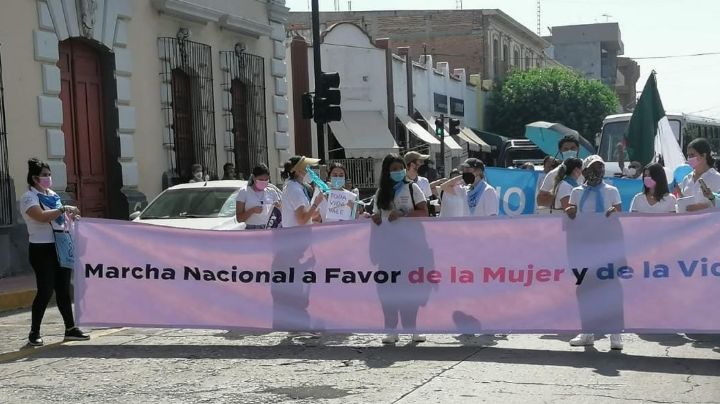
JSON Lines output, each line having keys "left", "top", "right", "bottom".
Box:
{"left": 462, "top": 172, "right": 476, "bottom": 185}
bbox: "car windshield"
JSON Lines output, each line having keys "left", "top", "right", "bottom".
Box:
{"left": 140, "top": 188, "right": 239, "bottom": 219}
{"left": 598, "top": 121, "right": 629, "bottom": 162}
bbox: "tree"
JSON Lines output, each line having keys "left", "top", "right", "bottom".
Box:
{"left": 488, "top": 68, "right": 619, "bottom": 143}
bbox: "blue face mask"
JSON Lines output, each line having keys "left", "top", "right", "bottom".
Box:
{"left": 330, "top": 177, "right": 345, "bottom": 189}
{"left": 559, "top": 150, "right": 578, "bottom": 160}
{"left": 390, "top": 169, "right": 406, "bottom": 183}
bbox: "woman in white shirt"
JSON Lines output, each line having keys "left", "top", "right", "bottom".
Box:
{"left": 280, "top": 156, "right": 325, "bottom": 228}
{"left": 550, "top": 158, "right": 583, "bottom": 213}
{"left": 630, "top": 163, "right": 677, "bottom": 213}
{"left": 20, "top": 158, "right": 89, "bottom": 346}
{"left": 235, "top": 164, "right": 282, "bottom": 229}
{"left": 438, "top": 169, "right": 465, "bottom": 218}
{"left": 317, "top": 162, "right": 359, "bottom": 223}
{"left": 371, "top": 154, "right": 428, "bottom": 225}
{"left": 678, "top": 138, "right": 720, "bottom": 212}
{"left": 439, "top": 158, "right": 498, "bottom": 217}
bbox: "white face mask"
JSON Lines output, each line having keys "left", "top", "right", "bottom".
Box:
{"left": 194, "top": 172, "right": 203, "bottom": 180}
{"left": 626, "top": 167, "right": 637, "bottom": 177}
{"left": 301, "top": 173, "right": 312, "bottom": 185}
{"left": 559, "top": 150, "right": 578, "bottom": 160}
{"left": 578, "top": 173, "right": 586, "bottom": 184}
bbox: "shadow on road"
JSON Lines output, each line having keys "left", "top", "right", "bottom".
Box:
{"left": 29, "top": 344, "right": 720, "bottom": 375}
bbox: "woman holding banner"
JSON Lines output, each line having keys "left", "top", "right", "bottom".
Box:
{"left": 630, "top": 163, "right": 677, "bottom": 213}
{"left": 20, "top": 158, "right": 90, "bottom": 346}
{"left": 371, "top": 154, "right": 428, "bottom": 226}
{"left": 317, "top": 162, "right": 359, "bottom": 223}
{"left": 280, "top": 156, "right": 325, "bottom": 228}
{"left": 677, "top": 138, "right": 720, "bottom": 212}
{"left": 550, "top": 158, "right": 583, "bottom": 213}
{"left": 236, "top": 164, "right": 282, "bottom": 230}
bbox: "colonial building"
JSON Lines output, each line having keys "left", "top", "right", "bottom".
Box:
{"left": 0, "top": 0, "right": 292, "bottom": 277}
{"left": 287, "top": 9, "right": 560, "bottom": 83}
{"left": 288, "top": 23, "right": 487, "bottom": 188}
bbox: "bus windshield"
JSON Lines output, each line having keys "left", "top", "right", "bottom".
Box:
{"left": 598, "top": 121, "right": 629, "bottom": 162}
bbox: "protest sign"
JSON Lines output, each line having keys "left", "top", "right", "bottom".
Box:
{"left": 325, "top": 190, "right": 355, "bottom": 221}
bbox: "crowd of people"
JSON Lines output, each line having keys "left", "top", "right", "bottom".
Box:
{"left": 18, "top": 134, "right": 719, "bottom": 348}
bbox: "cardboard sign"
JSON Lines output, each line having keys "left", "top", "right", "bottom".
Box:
{"left": 326, "top": 190, "right": 355, "bottom": 221}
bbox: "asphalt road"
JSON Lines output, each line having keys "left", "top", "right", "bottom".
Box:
{"left": 1, "top": 309, "right": 719, "bottom": 403}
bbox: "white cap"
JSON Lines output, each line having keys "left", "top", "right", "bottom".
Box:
{"left": 582, "top": 155, "right": 604, "bottom": 171}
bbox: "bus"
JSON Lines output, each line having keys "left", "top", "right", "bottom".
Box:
{"left": 597, "top": 112, "right": 720, "bottom": 175}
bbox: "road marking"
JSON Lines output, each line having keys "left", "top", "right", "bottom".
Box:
{"left": 0, "top": 327, "right": 128, "bottom": 364}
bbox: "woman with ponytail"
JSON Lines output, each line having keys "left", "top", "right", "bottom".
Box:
{"left": 235, "top": 163, "right": 281, "bottom": 229}
{"left": 280, "top": 156, "right": 324, "bottom": 228}
{"left": 550, "top": 158, "right": 583, "bottom": 213}
{"left": 20, "top": 158, "right": 89, "bottom": 346}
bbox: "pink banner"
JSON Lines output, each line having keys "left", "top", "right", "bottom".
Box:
{"left": 74, "top": 213, "right": 720, "bottom": 333}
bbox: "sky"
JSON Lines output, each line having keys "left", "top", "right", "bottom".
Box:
{"left": 285, "top": 0, "right": 720, "bottom": 118}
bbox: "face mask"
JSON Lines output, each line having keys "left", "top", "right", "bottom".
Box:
{"left": 301, "top": 173, "right": 313, "bottom": 185}
{"left": 627, "top": 167, "right": 637, "bottom": 177}
{"left": 37, "top": 176, "right": 53, "bottom": 189}
{"left": 643, "top": 176, "right": 656, "bottom": 189}
{"left": 584, "top": 166, "right": 604, "bottom": 186}
{"left": 254, "top": 180, "right": 269, "bottom": 191}
{"left": 559, "top": 150, "right": 578, "bottom": 160}
{"left": 688, "top": 157, "right": 701, "bottom": 169}
{"left": 390, "top": 169, "right": 406, "bottom": 183}
{"left": 462, "top": 172, "right": 476, "bottom": 185}
{"left": 194, "top": 172, "right": 203, "bottom": 180}
{"left": 330, "top": 177, "right": 345, "bottom": 189}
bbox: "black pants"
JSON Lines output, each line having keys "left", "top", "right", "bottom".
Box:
{"left": 29, "top": 243, "right": 75, "bottom": 333}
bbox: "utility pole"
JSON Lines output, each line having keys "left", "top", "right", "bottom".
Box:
{"left": 536, "top": 0, "right": 541, "bottom": 35}
{"left": 311, "top": 0, "right": 325, "bottom": 161}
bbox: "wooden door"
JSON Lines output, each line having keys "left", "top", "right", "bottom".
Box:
{"left": 58, "top": 40, "right": 107, "bottom": 218}
{"left": 171, "top": 68, "right": 195, "bottom": 182}
{"left": 231, "top": 78, "right": 250, "bottom": 178}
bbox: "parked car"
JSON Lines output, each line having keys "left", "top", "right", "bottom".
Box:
{"left": 131, "top": 180, "right": 247, "bottom": 230}
{"left": 497, "top": 139, "right": 546, "bottom": 169}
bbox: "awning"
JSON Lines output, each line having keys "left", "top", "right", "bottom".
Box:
{"left": 328, "top": 111, "right": 399, "bottom": 159}
{"left": 424, "top": 116, "right": 462, "bottom": 151}
{"left": 460, "top": 128, "right": 491, "bottom": 153}
{"left": 398, "top": 115, "right": 441, "bottom": 145}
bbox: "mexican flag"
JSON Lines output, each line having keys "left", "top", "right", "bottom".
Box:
{"left": 624, "top": 72, "right": 685, "bottom": 175}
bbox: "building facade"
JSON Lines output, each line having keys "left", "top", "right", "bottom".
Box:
{"left": 287, "top": 9, "right": 557, "bottom": 83}
{"left": 0, "top": 0, "right": 292, "bottom": 278}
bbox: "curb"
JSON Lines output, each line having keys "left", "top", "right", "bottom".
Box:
{"left": 0, "top": 289, "right": 36, "bottom": 312}
{"left": 0, "top": 327, "right": 127, "bottom": 364}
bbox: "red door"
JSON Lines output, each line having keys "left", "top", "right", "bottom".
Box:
{"left": 58, "top": 40, "right": 107, "bottom": 217}
{"left": 171, "top": 68, "right": 195, "bottom": 181}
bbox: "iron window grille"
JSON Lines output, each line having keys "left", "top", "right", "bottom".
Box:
{"left": 158, "top": 37, "right": 218, "bottom": 183}
{"left": 220, "top": 50, "right": 268, "bottom": 180}
{"left": 0, "top": 45, "right": 12, "bottom": 225}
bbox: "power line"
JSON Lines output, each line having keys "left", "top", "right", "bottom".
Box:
{"left": 630, "top": 51, "right": 720, "bottom": 60}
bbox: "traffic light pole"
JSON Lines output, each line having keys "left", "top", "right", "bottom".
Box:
{"left": 439, "top": 114, "right": 445, "bottom": 177}
{"left": 311, "top": 0, "right": 325, "bottom": 162}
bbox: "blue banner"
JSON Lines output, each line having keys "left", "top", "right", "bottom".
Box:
{"left": 484, "top": 168, "right": 643, "bottom": 215}
{"left": 485, "top": 168, "right": 540, "bottom": 216}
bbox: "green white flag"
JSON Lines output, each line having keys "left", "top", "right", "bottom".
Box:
{"left": 624, "top": 72, "right": 665, "bottom": 165}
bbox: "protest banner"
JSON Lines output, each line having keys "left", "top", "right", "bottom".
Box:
{"left": 74, "top": 212, "right": 720, "bottom": 333}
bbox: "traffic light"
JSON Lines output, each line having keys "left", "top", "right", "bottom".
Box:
{"left": 314, "top": 71, "right": 342, "bottom": 123}
{"left": 449, "top": 118, "right": 461, "bottom": 136}
{"left": 301, "top": 92, "right": 313, "bottom": 119}
{"left": 435, "top": 118, "right": 444, "bottom": 138}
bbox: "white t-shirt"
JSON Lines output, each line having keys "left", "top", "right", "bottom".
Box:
{"left": 552, "top": 180, "right": 576, "bottom": 210}
{"left": 539, "top": 166, "right": 560, "bottom": 193}
{"left": 460, "top": 181, "right": 499, "bottom": 217}
{"left": 569, "top": 183, "right": 622, "bottom": 213}
{"left": 373, "top": 182, "right": 426, "bottom": 218}
{"left": 318, "top": 189, "right": 358, "bottom": 223}
{"left": 439, "top": 184, "right": 467, "bottom": 218}
{"left": 281, "top": 180, "right": 315, "bottom": 228}
{"left": 680, "top": 168, "right": 720, "bottom": 204}
{"left": 20, "top": 187, "right": 63, "bottom": 243}
{"left": 412, "top": 176, "right": 433, "bottom": 198}
{"left": 630, "top": 193, "right": 677, "bottom": 213}
{"left": 236, "top": 185, "right": 281, "bottom": 226}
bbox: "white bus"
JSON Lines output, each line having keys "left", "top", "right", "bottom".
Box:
{"left": 597, "top": 112, "right": 720, "bottom": 175}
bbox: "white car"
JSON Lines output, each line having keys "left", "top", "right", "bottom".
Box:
{"left": 131, "top": 180, "right": 247, "bottom": 230}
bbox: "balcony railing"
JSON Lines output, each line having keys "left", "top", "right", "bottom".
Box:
{"left": 329, "top": 158, "right": 376, "bottom": 189}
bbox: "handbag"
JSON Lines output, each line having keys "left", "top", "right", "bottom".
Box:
{"left": 53, "top": 227, "right": 75, "bottom": 269}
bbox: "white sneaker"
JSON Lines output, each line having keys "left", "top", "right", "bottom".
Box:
{"left": 610, "top": 334, "right": 623, "bottom": 350}
{"left": 569, "top": 333, "right": 595, "bottom": 346}
{"left": 382, "top": 334, "right": 399, "bottom": 344}
{"left": 411, "top": 334, "right": 426, "bottom": 343}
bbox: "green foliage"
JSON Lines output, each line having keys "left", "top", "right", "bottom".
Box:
{"left": 488, "top": 68, "right": 620, "bottom": 142}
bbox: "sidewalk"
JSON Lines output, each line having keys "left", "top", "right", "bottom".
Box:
{"left": 0, "top": 275, "right": 36, "bottom": 312}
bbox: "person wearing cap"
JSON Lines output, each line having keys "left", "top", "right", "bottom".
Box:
{"left": 280, "top": 156, "right": 325, "bottom": 228}
{"left": 439, "top": 158, "right": 499, "bottom": 217}
{"left": 565, "top": 154, "right": 624, "bottom": 350}
{"left": 404, "top": 151, "right": 434, "bottom": 198}
{"left": 537, "top": 135, "right": 582, "bottom": 212}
